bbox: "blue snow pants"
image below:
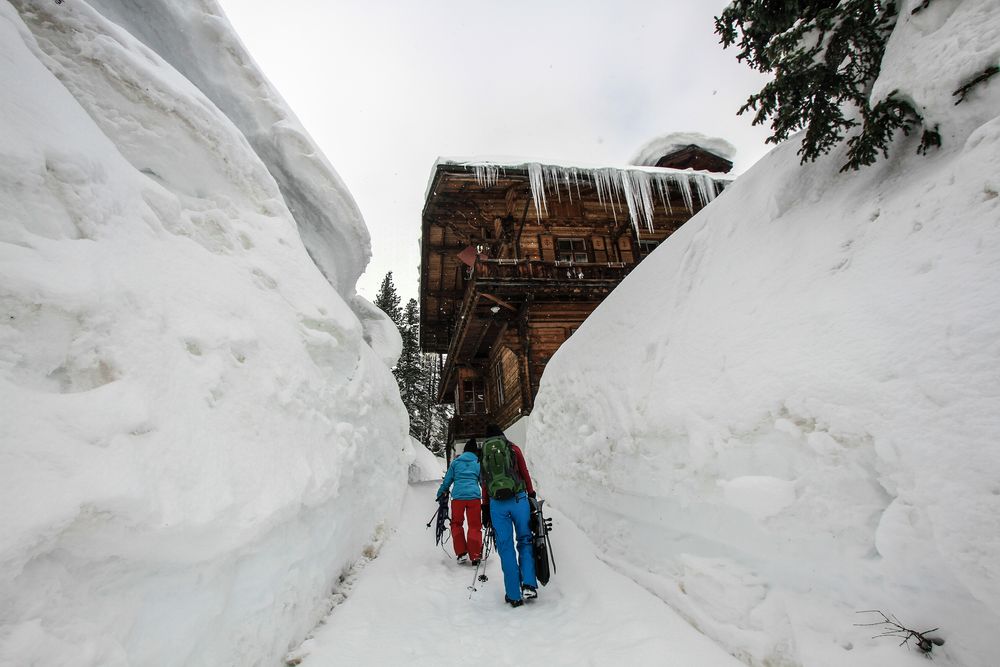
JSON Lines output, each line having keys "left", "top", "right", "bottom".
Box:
{"left": 490, "top": 491, "right": 536, "bottom": 602}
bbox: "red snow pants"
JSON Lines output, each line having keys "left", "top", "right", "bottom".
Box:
{"left": 450, "top": 498, "right": 483, "bottom": 560}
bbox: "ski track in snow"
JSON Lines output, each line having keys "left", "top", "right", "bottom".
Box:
{"left": 289, "top": 482, "right": 741, "bottom": 666}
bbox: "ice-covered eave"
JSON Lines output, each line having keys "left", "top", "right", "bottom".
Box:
{"left": 426, "top": 157, "right": 733, "bottom": 234}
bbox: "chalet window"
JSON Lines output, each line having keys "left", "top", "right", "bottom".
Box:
{"left": 494, "top": 360, "right": 505, "bottom": 406}
{"left": 460, "top": 378, "right": 486, "bottom": 415}
{"left": 556, "top": 238, "right": 589, "bottom": 263}
{"left": 637, "top": 240, "right": 659, "bottom": 257}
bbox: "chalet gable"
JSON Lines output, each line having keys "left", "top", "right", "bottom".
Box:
{"left": 654, "top": 144, "right": 733, "bottom": 174}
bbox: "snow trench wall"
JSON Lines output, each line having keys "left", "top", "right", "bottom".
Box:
{"left": 84, "top": 0, "right": 372, "bottom": 301}
{"left": 0, "top": 1, "right": 410, "bottom": 665}
{"left": 528, "top": 2, "right": 1000, "bottom": 666}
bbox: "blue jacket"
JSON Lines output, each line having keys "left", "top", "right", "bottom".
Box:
{"left": 437, "top": 451, "right": 482, "bottom": 501}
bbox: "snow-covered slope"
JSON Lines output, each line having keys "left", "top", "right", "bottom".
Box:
{"left": 529, "top": 2, "right": 1000, "bottom": 666}
{"left": 0, "top": 1, "right": 409, "bottom": 665}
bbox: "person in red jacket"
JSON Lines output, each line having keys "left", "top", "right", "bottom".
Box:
{"left": 480, "top": 423, "right": 537, "bottom": 607}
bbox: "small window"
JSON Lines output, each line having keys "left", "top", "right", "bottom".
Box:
{"left": 637, "top": 240, "right": 659, "bottom": 257}
{"left": 460, "top": 378, "right": 486, "bottom": 415}
{"left": 557, "top": 238, "right": 589, "bottom": 263}
{"left": 495, "top": 360, "right": 505, "bottom": 406}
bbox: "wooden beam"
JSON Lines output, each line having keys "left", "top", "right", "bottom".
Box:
{"left": 479, "top": 292, "right": 517, "bottom": 313}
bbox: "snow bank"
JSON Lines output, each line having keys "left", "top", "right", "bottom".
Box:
{"left": 82, "top": 0, "right": 371, "bottom": 301}
{"left": 406, "top": 438, "right": 444, "bottom": 484}
{"left": 0, "top": 1, "right": 409, "bottom": 665}
{"left": 528, "top": 2, "right": 1000, "bottom": 666}
{"left": 630, "top": 131, "right": 737, "bottom": 166}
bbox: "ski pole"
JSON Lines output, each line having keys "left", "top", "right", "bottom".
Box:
{"left": 468, "top": 525, "right": 494, "bottom": 597}
{"left": 425, "top": 506, "right": 440, "bottom": 528}
{"left": 468, "top": 560, "right": 483, "bottom": 597}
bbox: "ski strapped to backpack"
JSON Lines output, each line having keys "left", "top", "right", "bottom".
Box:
{"left": 529, "top": 496, "right": 556, "bottom": 585}
{"left": 480, "top": 435, "right": 525, "bottom": 500}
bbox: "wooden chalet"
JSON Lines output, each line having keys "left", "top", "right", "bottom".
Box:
{"left": 420, "top": 147, "right": 732, "bottom": 459}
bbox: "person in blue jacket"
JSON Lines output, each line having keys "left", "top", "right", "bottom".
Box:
{"left": 436, "top": 439, "right": 483, "bottom": 564}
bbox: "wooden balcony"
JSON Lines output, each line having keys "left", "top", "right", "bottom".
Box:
{"left": 437, "top": 258, "right": 632, "bottom": 404}
{"left": 472, "top": 258, "right": 632, "bottom": 286}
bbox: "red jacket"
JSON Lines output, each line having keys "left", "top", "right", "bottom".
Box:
{"left": 482, "top": 442, "right": 534, "bottom": 501}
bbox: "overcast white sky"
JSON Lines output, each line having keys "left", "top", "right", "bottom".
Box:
{"left": 218, "top": 0, "right": 775, "bottom": 303}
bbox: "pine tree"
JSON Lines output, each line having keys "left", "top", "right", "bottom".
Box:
{"left": 419, "top": 351, "right": 452, "bottom": 456}
{"left": 374, "top": 272, "right": 451, "bottom": 452}
{"left": 398, "top": 299, "right": 424, "bottom": 439}
{"left": 715, "top": 0, "right": 940, "bottom": 171}
{"left": 373, "top": 272, "right": 402, "bottom": 327}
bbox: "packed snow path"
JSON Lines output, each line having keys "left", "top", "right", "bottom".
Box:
{"left": 290, "top": 482, "right": 742, "bottom": 666}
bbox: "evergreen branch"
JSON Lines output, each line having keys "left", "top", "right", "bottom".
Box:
{"left": 952, "top": 65, "right": 1000, "bottom": 105}
{"left": 716, "top": 1, "right": 939, "bottom": 171}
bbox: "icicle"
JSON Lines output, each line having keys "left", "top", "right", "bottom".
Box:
{"left": 473, "top": 163, "right": 500, "bottom": 189}
{"left": 547, "top": 166, "right": 562, "bottom": 204}
{"left": 527, "top": 163, "right": 548, "bottom": 221}
{"left": 674, "top": 174, "right": 695, "bottom": 213}
{"left": 618, "top": 171, "right": 657, "bottom": 233}
{"left": 593, "top": 168, "right": 618, "bottom": 224}
{"left": 620, "top": 172, "right": 640, "bottom": 234}
{"left": 653, "top": 175, "right": 673, "bottom": 215}
{"left": 610, "top": 173, "right": 624, "bottom": 220}
{"left": 693, "top": 174, "right": 714, "bottom": 208}
{"left": 637, "top": 171, "right": 656, "bottom": 231}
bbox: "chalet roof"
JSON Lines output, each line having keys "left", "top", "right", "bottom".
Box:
{"left": 630, "top": 132, "right": 737, "bottom": 168}
{"left": 654, "top": 146, "right": 734, "bottom": 174}
{"left": 428, "top": 157, "right": 734, "bottom": 234}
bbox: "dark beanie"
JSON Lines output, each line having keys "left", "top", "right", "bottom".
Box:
{"left": 463, "top": 438, "right": 478, "bottom": 454}
{"left": 484, "top": 423, "right": 503, "bottom": 437}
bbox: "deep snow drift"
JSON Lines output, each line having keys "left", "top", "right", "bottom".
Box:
{"left": 529, "top": 2, "right": 1000, "bottom": 666}
{"left": 82, "top": 0, "right": 372, "bottom": 300}
{"left": 0, "top": 1, "right": 409, "bottom": 665}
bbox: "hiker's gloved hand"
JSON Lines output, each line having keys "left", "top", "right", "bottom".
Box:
{"left": 436, "top": 493, "right": 448, "bottom": 503}
{"left": 528, "top": 491, "right": 536, "bottom": 499}
{"left": 481, "top": 505, "right": 491, "bottom": 528}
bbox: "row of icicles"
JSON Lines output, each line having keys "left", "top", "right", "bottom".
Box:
{"left": 469, "top": 162, "right": 727, "bottom": 233}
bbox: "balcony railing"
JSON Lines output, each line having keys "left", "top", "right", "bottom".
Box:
{"left": 446, "top": 413, "right": 491, "bottom": 461}
{"left": 439, "top": 257, "right": 632, "bottom": 409}
{"left": 473, "top": 258, "right": 631, "bottom": 282}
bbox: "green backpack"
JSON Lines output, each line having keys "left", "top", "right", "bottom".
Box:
{"left": 481, "top": 435, "right": 524, "bottom": 500}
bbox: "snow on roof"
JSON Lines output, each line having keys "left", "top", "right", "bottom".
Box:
{"left": 430, "top": 156, "right": 733, "bottom": 233}
{"left": 630, "top": 132, "right": 737, "bottom": 167}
